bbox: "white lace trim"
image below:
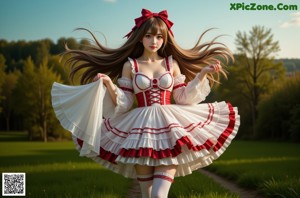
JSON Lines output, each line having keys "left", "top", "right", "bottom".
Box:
{"left": 118, "top": 77, "right": 133, "bottom": 88}
{"left": 174, "top": 74, "right": 186, "bottom": 86}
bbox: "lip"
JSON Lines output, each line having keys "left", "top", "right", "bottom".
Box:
{"left": 150, "top": 46, "right": 157, "bottom": 49}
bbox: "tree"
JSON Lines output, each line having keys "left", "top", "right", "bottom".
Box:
{"left": 14, "top": 56, "right": 63, "bottom": 141}
{"left": 14, "top": 57, "right": 37, "bottom": 139}
{"left": 0, "top": 54, "right": 5, "bottom": 113}
{"left": 234, "top": 26, "right": 285, "bottom": 137}
{"left": 35, "top": 57, "right": 62, "bottom": 142}
{"left": 48, "top": 55, "right": 69, "bottom": 83}
{"left": 256, "top": 72, "right": 300, "bottom": 141}
{"left": 1, "top": 71, "right": 19, "bottom": 131}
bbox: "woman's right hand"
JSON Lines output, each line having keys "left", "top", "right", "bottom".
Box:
{"left": 93, "top": 73, "right": 117, "bottom": 105}
{"left": 93, "top": 73, "right": 113, "bottom": 86}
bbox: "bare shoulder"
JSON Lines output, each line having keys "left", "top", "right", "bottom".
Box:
{"left": 172, "top": 59, "right": 181, "bottom": 77}
{"left": 123, "top": 61, "right": 132, "bottom": 70}
{"left": 122, "top": 61, "right": 133, "bottom": 79}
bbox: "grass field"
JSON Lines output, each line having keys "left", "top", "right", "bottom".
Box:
{"left": 206, "top": 141, "right": 300, "bottom": 198}
{"left": 1, "top": 132, "right": 299, "bottom": 198}
{"left": 0, "top": 132, "right": 236, "bottom": 198}
{"left": 0, "top": 141, "right": 131, "bottom": 197}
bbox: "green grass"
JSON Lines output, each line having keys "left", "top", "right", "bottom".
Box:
{"left": 206, "top": 140, "right": 300, "bottom": 198}
{"left": 0, "top": 133, "right": 131, "bottom": 198}
{"left": 170, "top": 172, "right": 238, "bottom": 198}
{"left": 0, "top": 132, "right": 237, "bottom": 198}
{"left": 3, "top": 132, "right": 299, "bottom": 197}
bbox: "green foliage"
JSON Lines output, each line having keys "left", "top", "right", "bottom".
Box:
{"left": 0, "top": 37, "right": 91, "bottom": 134}
{"left": 235, "top": 26, "right": 280, "bottom": 59}
{"left": 235, "top": 26, "right": 284, "bottom": 113}
{"left": 0, "top": 70, "right": 20, "bottom": 130}
{"left": 12, "top": 57, "right": 66, "bottom": 141}
{"left": 48, "top": 55, "right": 70, "bottom": 83}
{"left": 256, "top": 72, "right": 300, "bottom": 141}
{"left": 0, "top": 38, "right": 89, "bottom": 72}
{"left": 215, "top": 26, "right": 286, "bottom": 138}
{"left": 0, "top": 54, "right": 5, "bottom": 112}
{"left": 289, "top": 104, "right": 300, "bottom": 141}
{"left": 0, "top": 39, "right": 52, "bottom": 70}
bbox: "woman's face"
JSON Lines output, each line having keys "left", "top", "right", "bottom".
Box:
{"left": 141, "top": 30, "right": 164, "bottom": 53}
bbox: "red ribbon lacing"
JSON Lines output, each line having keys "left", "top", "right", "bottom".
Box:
{"left": 147, "top": 89, "right": 161, "bottom": 105}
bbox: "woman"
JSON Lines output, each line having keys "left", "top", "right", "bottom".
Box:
{"left": 52, "top": 8, "right": 240, "bottom": 198}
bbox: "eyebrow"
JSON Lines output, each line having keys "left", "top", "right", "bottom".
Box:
{"left": 146, "top": 32, "right": 163, "bottom": 35}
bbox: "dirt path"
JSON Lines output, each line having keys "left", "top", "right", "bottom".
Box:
{"left": 126, "top": 169, "right": 264, "bottom": 198}
{"left": 198, "top": 169, "right": 264, "bottom": 198}
{"left": 126, "top": 179, "right": 141, "bottom": 198}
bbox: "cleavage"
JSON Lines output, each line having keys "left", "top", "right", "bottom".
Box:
{"left": 136, "top": 71, "right": 169, "bottom": 79}
{"left": 135, "top": 72, "right": 173, "bottom": 91}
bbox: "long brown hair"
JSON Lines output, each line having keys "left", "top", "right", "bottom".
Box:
{"left": 62, "top": 17, "right": 233, "bottom": 85}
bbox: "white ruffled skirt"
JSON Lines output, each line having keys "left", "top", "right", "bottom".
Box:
{"left": 52, "top": 80, "right": 240, "bottom": 178}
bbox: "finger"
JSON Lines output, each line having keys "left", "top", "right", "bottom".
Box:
{"left": 214, "top": 64, "right": 220, "bottom": 72}
{"left": 209, "top": 63, "right": 221, "bottom": 72}
{"left": 93, "top": 73, "right": 102, "bottom": 81}
{"left": 213, "top": 65, "right": 218, "bottom": 72}
{"left": 210, "top": 64, "right": 217, "bottom": 70}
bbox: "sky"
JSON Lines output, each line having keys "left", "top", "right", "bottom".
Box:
{"left": 0, "top": 0, "right": 300, "bottom": 59}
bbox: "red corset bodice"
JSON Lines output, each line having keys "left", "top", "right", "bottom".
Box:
{"left": 130, "top": 57, "right": 174, "bottom": 107}
{"left": 135, "top": 89, "right": 172, "bottom": 107}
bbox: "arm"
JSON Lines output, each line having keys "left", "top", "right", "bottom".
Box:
{"left": 93, "top": 62, "right": 132, "bottom": 106}
{"left": 93, "top": 74, "right": 117, "bottom": 105}
{"left": 94, "top": 61, "right": 134, "bottom": 117}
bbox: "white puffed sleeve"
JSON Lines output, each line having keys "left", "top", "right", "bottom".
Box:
{"left": 172, "top": 73, "right": 211, "bottom": 105}
{"left": 111, "top": 77, "right": 134, "bottom": 117}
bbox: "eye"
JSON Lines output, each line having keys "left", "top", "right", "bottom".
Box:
{"left": 145, "top": 34, "right": 151, "bottom": 38}
{"left": 157, "top": 35, "right": 163, "bottom": 39}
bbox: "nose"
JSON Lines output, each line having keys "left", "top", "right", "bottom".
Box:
{"left": 151, "top": 36, "right": 157, "bottom": 44}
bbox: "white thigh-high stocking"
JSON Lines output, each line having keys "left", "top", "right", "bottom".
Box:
{"left": 137, "top": 174, "right": 153, "bottom": 198}
{"left": 151, "top": 172, "right": 174, "bottom": 198}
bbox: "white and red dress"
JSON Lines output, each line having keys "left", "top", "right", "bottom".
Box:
{"left": 51, "top": 56, "right": 240, "bottom": 178}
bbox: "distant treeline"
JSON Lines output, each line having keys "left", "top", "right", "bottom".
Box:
{"left": 0, "top": 38, "right": 90, "bottom": 73}
{"left": 279, "top": 59, "right": 300, "bottom": 73}
{"left": 0, "top": 37, "right": 300, "bottom": 142}
{"left": 1, "top": 38, "right": 300, "bottom": 73}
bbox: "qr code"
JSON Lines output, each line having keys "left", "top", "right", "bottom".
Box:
{"left": 2, "top": 173, "right": 26, "bottom": 196}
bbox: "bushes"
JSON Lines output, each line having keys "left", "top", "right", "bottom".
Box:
{"left": 256, "top": 72, "right": 300, "bottom": 141}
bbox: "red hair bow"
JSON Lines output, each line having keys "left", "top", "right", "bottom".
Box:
{"left": 124, "top": 9, "right": 174, "bottom": 38}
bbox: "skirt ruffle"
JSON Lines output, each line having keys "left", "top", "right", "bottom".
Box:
{"left": 73, "top": 101, "right": 240, "bottom": 178}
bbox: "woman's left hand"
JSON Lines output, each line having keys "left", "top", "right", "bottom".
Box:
{"left": 202, "top": 60, "right": 221, "bottom": 74}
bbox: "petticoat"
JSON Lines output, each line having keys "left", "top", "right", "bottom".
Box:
{"left": 51, "top": 79, "right": 240, "bottom": 178}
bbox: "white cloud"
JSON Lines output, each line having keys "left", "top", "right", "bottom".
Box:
{"left": 103, "top": 0, "right": 117, "bottom": 3}
{"left": 280, "top": 12, "right": 300, "bottom": 28}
